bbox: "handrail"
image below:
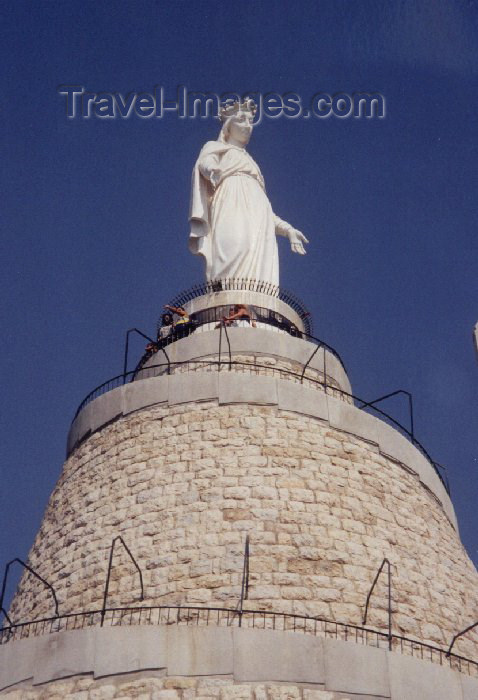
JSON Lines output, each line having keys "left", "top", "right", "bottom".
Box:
{"left": 73, "top": 321, "right": 347, "bottom": 421}
{"left": 1, "top": 603, "right": 477, "bottom": 677}
{"left": 69, "top": 357, "right": 450, "bottom": 495}
{"left": 358, "top": 390, "right": 414, "bottom": 442}
{"left": 167, "top": 278, "right": 313, "bottom": 335}
{"left": 0, "top": 558, "right": 59, "bottom": 624}
{"left": 362, "top": 558, "right": 392, "bottom": 650}
{"left": 123, "top": 328, "right": 170, "bottom": 383}
{"left": 356, "top": 398, "right": 449, "bottom": 493}
{"left": 70, "top": 328, "right": 450, "bottom": 497}
{"left": 142, "top": 319, "right": 345, "bottom": 383}
{"left": 447, "top": 620, "right": 478, "bottom": 657}
{"left": 300, "top": 342, "right": 322, "bottom": 383}
{"left": 101, "top": 537, "right": 144, "bottom": 626}
{"left": 124, "top": 328, "right": 154, "bottom": 383}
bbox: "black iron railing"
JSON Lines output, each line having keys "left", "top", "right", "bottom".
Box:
{"left": 0, "top": 559, "right": 59, "bottom": 625}
{"left": 72, "top": 356, "right": 342, "bottom": 420}
{"left": 1, "top": 604, "right": 477, "bottom": 677}
{"left": 363, "top": 558, "right": 392, "bottom": 650}
{"left": 124, "top": 320, "right": 328, "bottom": 385}
{"left": 70, "top": 353, "right": 450, "bottom": 495}
{"left": 101, "top": 537, "right": 144, "bottom": 626}
{"left": 167, "top": 279, "right": 313, "bottom": 335}
{"left": 75, "top": 323, "right": 346, "bottom": 413}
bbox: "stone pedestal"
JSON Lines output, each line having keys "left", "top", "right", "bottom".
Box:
{"left": 2, "top": 292, "right": 478, "bottom": 698}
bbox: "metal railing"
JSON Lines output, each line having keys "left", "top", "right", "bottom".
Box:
{"left": 218, "top": 319, "right": 232, "bottom": 369}
{"left": 72, "top": 357, "right": 341, "bottom": 422}
{"left": 73, "top": 322, "right": 346, "bottom": 417}
{"left": 166, "top": 278, "right": 313, "bottom": 335}
{"left": 70, "top": 352, "right": 450, "bottom": 495}
{"left": 123, "top": 319, "right": 324, "bottom": 387}
{"left": 358, "top": 390, "right": 414, "bottom": 441}
{"left": 1, "top": 604, "right": 477, "bottom": 677}
{"left": 363, "top": 558, "right": 392, "bottom": 650}
{"left": 0, "top": 559, "right": 59, "bottom": 626}
{"left": 2, "top": 540, "right": 474, "bottom": 673}
{"left": 237, "top": 535, "right": 250, "bottom": 624}
{"left": 124, "top": 328, "right": 171, "bottom": 383}
{"left": 447, "top": 619, "right": 478, "bottom": 657}
{"left": 101, "top": 537, "right": 144, "bottom": 626}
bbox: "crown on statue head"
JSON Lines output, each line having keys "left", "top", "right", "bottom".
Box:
{"left": 219, "top": 97, "right": 257, "bottom": 122}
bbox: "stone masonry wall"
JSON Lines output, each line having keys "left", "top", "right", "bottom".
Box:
{"left": 0, "top": 674, "right": 383, "bottom": 700}
{"left": 9, "top": 400, "right": 478, "bottom": 660}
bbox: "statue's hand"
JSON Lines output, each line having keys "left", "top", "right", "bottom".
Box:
{"left": 288, "top": 228, "right": 309, "bottom": 255}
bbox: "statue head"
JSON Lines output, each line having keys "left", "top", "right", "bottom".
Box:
{"left": 219, "top": 98, "right": 256, "bottom": 147}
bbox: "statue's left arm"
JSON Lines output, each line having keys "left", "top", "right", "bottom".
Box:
{"left": 274, "top": 215, "right": 309, "bottom": 255}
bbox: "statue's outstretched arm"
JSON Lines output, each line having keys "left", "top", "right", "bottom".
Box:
{"left": 274, "top": 215, "right": 309, "bottom": 255}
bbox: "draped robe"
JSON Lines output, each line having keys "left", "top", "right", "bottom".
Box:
{"left": 189, "top": 140, "right": 290, "bottom": 286}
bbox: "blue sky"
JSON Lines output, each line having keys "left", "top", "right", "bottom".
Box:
{"left": 1, "top": 0, "right": 477, "bottom": 607}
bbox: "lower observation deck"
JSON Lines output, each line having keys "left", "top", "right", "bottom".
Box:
{"left": 1, "top": 606, "right": 478, "bottom": 698}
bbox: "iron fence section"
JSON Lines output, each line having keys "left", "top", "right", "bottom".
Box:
{"left": 70, "top": 356, "right": 450, "bottom": 495}
{"left": 1, "top": 604, "right": 476, "bottom": 677}
{"left": 167, "top": 279, "right": 313, "bottom": 335}
{"left": 72, "top": 320, "right": 347, "bottom": 419}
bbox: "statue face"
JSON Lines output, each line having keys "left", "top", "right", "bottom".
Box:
{"left": 227, "top": 111, "right": 253, "bottom": 146}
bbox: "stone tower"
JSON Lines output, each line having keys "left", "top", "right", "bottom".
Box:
{"left": 1, "top": 283, "right": 478, "bottom": 700}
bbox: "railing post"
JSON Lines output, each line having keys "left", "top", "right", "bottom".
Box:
{"left": 160, "top": 346, "right": 171, "bottom": 375}
{"left": 387, "top": 560, "right": 392, "bottom": 651}
{"left": 363, "top": 558, "right": 392, "bottom": 651}
{"left": 123, "top": 328, "right": 156, "bottom": 384}
{"left": 0, "top": 606, "right": 12, "bottom": 626}
{"left": 223, "top": 323, "right": 232, "bottom": 370}
{"left": 123, "top": 330, "right": 131, "bottom": 385}
{"left": 408, "top": 391, "right": 415, "bottom": 442}
{"left": 218, "top": 322, "right": 223, "bottom": 371}
{"left": 238, "top": 535, "right": 250, "bottom": 627}
{"left": 101, "top": 537, "right": 144, "bottom": 628}
{"left": 0, "top": 559, "right": 59, "bottom": 621}
{"left": 357, "top": 390, "right": 414, "bottom": 442}
{"left": 300, "top": 342, "right": 321, "bottom": 384}
{"left": 446, "top": 620, "right": 478, "bottom": 657}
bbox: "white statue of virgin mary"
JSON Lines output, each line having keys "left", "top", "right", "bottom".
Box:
{"left": 188, "top": 98, "right": 308, "bottom": 286}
